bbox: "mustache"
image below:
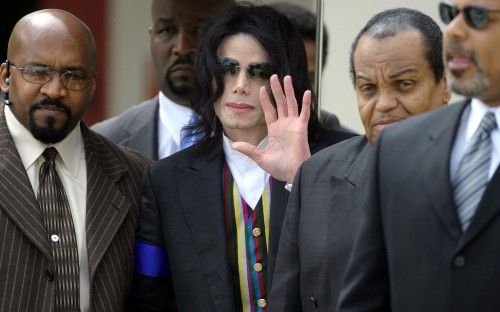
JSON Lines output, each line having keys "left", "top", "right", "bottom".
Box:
{"left": 445, "top": 41, "right": 480, "bottom": 66}
{"left": 30, "top": 97, "right": 71, "bottom": 114}
{"left": 167, "top": 55, "right": 195, "bottom": 73}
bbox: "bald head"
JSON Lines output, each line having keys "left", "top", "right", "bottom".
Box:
{"left": 1, "top": 9, "right": 97, "bottom": 144}
{"left": 8, "top": 9, "right": 97, "bottom": 69}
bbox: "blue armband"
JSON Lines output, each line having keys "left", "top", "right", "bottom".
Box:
{"left": 135, "top": 240, "right": 171, "bottom": 279}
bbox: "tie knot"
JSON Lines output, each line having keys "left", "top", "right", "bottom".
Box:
{"left": 480, "top": 111, "right": 497, "bottom": 134}
{"left": 43, "top": 147, "right": 58, "bottom": 162}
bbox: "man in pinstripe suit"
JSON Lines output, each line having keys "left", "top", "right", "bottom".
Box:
{"left": 0, "top": 9, "right": 151, "bottom": 312}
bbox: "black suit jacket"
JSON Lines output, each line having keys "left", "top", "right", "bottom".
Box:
{"left": 0, "top": 104, "right": 151, "bottom": 311}
{"left": 128, "top": 128, "right": 355, "bottom": 311}
{"left": 338, "top": 100, "right": 500, "bottom": 312}
{"left": 269, "top": 135, "right": 372, "bottom": 312}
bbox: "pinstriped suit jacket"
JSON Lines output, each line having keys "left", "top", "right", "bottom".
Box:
{"left": 0, "top": 104, "right": 151, "bottom": 311}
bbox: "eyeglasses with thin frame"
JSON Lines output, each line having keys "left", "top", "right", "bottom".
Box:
{"left": 439, "top": 2, "right": 500, "bottom": 29}
{"left": 6, "top": 60, "right": 93, "bottom": 91}
{"left": 216, "top": 56, "right": 273, "bottom": 81}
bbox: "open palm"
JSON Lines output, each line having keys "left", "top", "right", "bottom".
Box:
{"left": 232, "top": 75, "right": 311, "bottom": 183}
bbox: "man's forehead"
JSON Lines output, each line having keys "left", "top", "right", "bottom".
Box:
{"left": 355, "top": 31, "right": 429, "bottom": 73}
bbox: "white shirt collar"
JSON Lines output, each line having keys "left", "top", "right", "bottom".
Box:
{"left": 222, "top": 134, "right": 270, "bottom": 209}
{"left": 5, "top": 105, "right": 83, "bottom": 178}
{"left": 158, "top": 91, "right": 194, "bottom": 148}
{"left": 466, "top": 98, "right": 500, "bottom": 141}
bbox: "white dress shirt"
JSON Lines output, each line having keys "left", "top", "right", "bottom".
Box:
{"left": 158, "top": 91, "right": 195, "bottom": 159}
{"left": 5, "top": 106, "right": 90, "bottom": 312}
{"left": 223, "top": 134, "right": 270, "bottom": 209}
{"left": 450, "top": 98, "right": 500, "bottom": 182}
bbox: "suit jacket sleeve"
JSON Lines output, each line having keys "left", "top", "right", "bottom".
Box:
{"left": 337, "top": 134, "right": 390, "bottom": 312}
{"left": 268, "top": 165, "right": 304, "bottom": 311}
{"left": 127, "top": 165, "right": 178, "bottom": 312}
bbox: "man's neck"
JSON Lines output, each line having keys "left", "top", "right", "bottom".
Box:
{"left": 161, "top": 90, "right": 191, "bottom": 108}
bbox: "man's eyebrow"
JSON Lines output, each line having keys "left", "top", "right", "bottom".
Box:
{"left": 24, "top": 63, "right": 86, "bottom": 72}
{"left": 155, "top": 17, "right": 175, "bottom": 24}
{"left": 355, "top": 73, "right": 371, "bottom": 82}
{"left": 388, "top": 67, "right": 418, "bottom": 79}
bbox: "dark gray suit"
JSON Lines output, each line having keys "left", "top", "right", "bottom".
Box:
{"left": 92, "top": 97, "right": 159, "bottom": 160}
{"left": 339, "top": 100, "right": 500, "bottom": 312}
{"left": 0, "top": 104, "right": 151, "bottom": 311}
{"left": 128, "top": 128, "right": 355, "bottom": 311}
{"left": 269, "top": 135, "right": 372, "bottom": 312}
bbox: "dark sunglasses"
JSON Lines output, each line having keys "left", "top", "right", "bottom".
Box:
{"left": 439, "top": 2, "right": 500, "bottom": 29}
{"left": 217, "top": 56, "right": 273, "bottom": 81}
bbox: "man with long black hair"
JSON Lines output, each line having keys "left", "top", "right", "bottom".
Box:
{"left": 127, "top": 3, "right": 353, "bottom": 311}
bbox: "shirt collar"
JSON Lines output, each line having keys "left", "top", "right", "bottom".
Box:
{"left": 158, "top": 91, "right": 194, "bottom": 146}
{"left": 5, "top": 105, "right": 84, "bottom": 178}
{"left": 468, "top": 98, "right": 500, "bottom": 140}
{"left": 222, "top": 133, "right": 268, "bottom": 163}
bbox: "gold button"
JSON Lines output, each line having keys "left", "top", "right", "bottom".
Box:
{"left": 254, "top": 263, "right": 263, "bottom": 272}
{"left": 252, "top": 228, "right": 262, "bottom": 237}
{"left": 257, "top": 299, "right": 267, "bottom": 308}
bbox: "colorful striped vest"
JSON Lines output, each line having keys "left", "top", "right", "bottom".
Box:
{"left": 223, "top": 162, "right": 271, "bottom": 312}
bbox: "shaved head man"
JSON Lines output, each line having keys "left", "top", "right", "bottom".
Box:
{"left": 92, "top": 0, "right": 234, "bottom": 160}
{"left": 0, "top": 9, "right": 151, "bottom": 311}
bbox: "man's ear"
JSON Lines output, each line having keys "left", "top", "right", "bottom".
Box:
{"left": 88, "top": 71, "right": 97, "bottom": 100}
{"left": 442, "top": 74, "right": 452, "bottom": 105}
{"left": 0, "top": 62, "right": 9, "bottom": 94}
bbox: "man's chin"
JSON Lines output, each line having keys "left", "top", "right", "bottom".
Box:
{"left": 29, "top": 119, "right": 70, "bottom": 144}
{"left": 167, "top": 81, "right": 193, "bottom": 98}
{"left": 449, "top": 74, "right": 489, "bottom": 97}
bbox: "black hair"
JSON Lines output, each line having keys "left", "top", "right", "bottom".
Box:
{"left": 349, "top": 8, "right": 444, "bottom": 87}
{"left": 191, "top": 2, "right": 320, "bottom": 155}
{"left": 269, "top": 2, "right": 329, "bottom": 68}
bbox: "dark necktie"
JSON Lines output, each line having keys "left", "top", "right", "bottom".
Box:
{"left": 38, "top": 147, "right": 80, "bottom": 311}
{"left": 453, "top": 111, "right": 497, "bottom": 231}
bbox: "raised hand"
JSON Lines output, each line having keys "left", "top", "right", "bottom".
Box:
{"left": 232, "top": 74, "right": 311, "bottom": 183}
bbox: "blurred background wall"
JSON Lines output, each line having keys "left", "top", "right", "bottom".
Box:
{"left": 1, "top": 0, "right": 457, "bottom": 133}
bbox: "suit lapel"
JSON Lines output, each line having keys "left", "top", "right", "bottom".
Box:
{"left": 268, "top": 178, "right": 288, "bottom": 287}
{"left": 82, "top": 125, "right": 131, "bottom": 280}
{"left": 176, "top": 150, "right": 235, "bottom": 310}
{"left": 343, "top": 137, "right": 372, "bottom": 188}
{"left": 121, "top": 98, "right": 159, "bottom": 160}
{"left": 419, "top": 102, "right": 469, "bottom": 242}
{"left": 459, "top": 146, "right": 500, "bottom": 249}
{"left": 0, "top": 105, "right": 52, "bottom": 259}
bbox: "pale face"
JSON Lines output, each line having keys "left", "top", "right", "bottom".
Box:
{"left": 354, "top": 30, "right": 450, "bottom": 144}
{"left": 214, "top": 34, "right": 271, "bottom": 146}
{"left": 444, "top": 0, "right": 500, "bottom": 106}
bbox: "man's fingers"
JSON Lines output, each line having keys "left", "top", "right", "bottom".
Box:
{"left": 260, "top": 86, "right": 277, "bottom": 125}
{"left": 300, "top": 90, "right": 311, "bottom": 122}
{"left": 283, "top": 76, "right": 299, "bottom": 117}
{"left": 270, "top": 74, "right": 288, "bottom": 117}
{"left": 232, "top": 142, "right": 263, "bottom": 161}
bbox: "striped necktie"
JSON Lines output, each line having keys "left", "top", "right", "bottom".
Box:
{"left": 38, "top": 147, "right": 80, "bottom": 311}
{"left": 453, "top": 111, "right": 497, "bottom": 232}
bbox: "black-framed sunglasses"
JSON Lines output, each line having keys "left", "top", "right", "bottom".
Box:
{"left": 216, "top": 56, "right": 273, "bottom": 81}
{"left": 6, "top": 60, "right": 93, "bottom": 91}
{"left": 439, "top": 2, "right": 500, "bottom": 29}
